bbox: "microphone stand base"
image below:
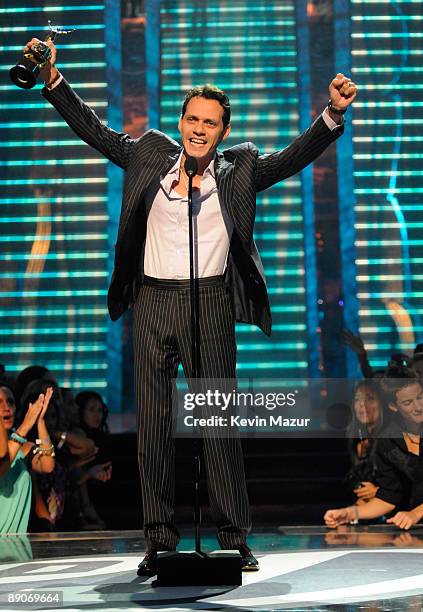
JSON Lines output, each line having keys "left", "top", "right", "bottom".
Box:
{"left": 154, "top": 550, "right": 242, "bottom": 586}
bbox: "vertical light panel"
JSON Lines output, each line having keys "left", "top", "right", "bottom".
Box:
{"left": 0, "top": 2, "right": 109, "bottom": 391}
{"left": 104, "top": 0, "right": 123, "bottom": 410}
{"left": 159, "top": 0, "right": 309, "bottom": 378}
{"left": 334, "top": 0, "right": 359, "bottom": 377}
{"left": 351, "top": 0, "right": 423, "bottom": 367}
{"left": 295, "top": 0, "right": 319, "bottom": 378}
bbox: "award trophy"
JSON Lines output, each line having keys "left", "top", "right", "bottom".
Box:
{"left": 10, "top": 21, "right": 74, "bottom": 89}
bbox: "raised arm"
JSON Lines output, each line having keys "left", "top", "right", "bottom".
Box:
{"left": 30, "top": 387, "right": 55, "bottom": 474}
{"left": 0, "top": 417, "right": 9, "bottom": 477}
{"left": 24, "top": 38, "right": 135, "bottom": 170}
{"left": 8, "top": 395, "right": 45, "bottom": 464}
{"left": 254, "top": 73, "right": 357, "bottom": 192}
{"left": 342, "top": 329, "right": 374, "bottom": 378}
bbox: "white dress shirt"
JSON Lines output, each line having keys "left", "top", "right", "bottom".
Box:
{"left": 143, "top": 154, "right": 234, "bottom": 279}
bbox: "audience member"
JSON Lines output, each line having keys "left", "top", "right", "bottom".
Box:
{"left": 1, "top": 366, "right": 114, "bottom": 532}
{"left": 72, "top": 391, "right": 112, "bottom": 529}
{"left": 0, "top": 385, "right": 55, "bottom": 533}
{"left": 345, "top": 380, "right": 385, "bottom": 505}
{"left": 19, "top": 377, "right": 98, "bottom": 531}
{"left": 324, "top": 368, "right": 423, "bottom": 530}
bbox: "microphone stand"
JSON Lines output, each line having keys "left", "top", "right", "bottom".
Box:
{"left": 186, "top": 157, "right": 203, "bottom": 555}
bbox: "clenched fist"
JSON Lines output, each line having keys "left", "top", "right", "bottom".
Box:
{"left": 329, "top": 73, "right": 358, "bottom": 111}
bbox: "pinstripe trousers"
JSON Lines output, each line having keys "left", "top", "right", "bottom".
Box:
{"left": 133, "top": 277, "right": 251, "bottom": 550}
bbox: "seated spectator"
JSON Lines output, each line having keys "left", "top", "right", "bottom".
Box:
{"left": 0, "top": 384, "right": 54, "bottom": 533}
{"left": 20, "top": 377, "right": 99, "bottom": 531}
{"left": 73, "top": 391, "right": 112, "bottom": 529}
{"left": 345, "top": 380, "right": 385, "bottom": 505}
{"left": 324, "top": 368, "right": 423, "bottom": 530}
{"left": 75, "top": 391, "right": 110, "bottom": 456}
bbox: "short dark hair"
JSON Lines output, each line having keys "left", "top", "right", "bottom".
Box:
{"left": 381, "top": 365, "right": 421, "bottom": 405}
{"left": 181, "top": 84, "right": 231, "bottom": 128}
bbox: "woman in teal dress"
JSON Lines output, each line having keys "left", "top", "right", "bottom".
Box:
{"left": 0, "top": 385, "right": 55, "bottom": 533}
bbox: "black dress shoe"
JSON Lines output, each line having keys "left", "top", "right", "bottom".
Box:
{"left": 238, "top": 544, "right": 260, "bottom": 571}
{"left": 137, "top": 549, "right": 158, "bottom": 577}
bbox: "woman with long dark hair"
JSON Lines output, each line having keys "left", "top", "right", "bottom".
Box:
{"left": 345, "top": 380, "right": 386, "bottom": 505}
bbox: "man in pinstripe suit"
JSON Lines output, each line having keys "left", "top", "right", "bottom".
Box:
{"left": 26, "top": 37, "right": 357, "bottom": 575}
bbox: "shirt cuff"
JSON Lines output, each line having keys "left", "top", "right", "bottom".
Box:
{"left": 45, "top": 73, "right": 63, "bottom": 91}
{"left": 322, "top": 107, "right": 344, "bottom": 131}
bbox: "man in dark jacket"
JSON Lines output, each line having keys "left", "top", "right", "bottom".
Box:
{"left": 25, "top": 36, "right": 357, "bottom": 574}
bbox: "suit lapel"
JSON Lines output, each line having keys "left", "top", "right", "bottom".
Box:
{"left": 215, "top": 152, "right": 253, "bottom": 244}
{"left": 120, "top": 149, "right": 181, "bottom": 237}
{"left": 215, "top": 153, "right": 236, "bottom": 228}
{"left": 144, "top": 151, "right": 181, "bottom": 217}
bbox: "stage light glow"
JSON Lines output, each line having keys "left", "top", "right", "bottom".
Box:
{"left": 0, "top": 25, "right": 105, "bottom": 32}
{"left": 237, "top": 362, "right": 308, "bottom": 370}
{"left": 0, "top": 102, "right": 107, "bottom": 110}
{"left": 0, "top": 307, "right": 107, "bottom": 317}
{"left": 0, "top": 6, "right": 104, "bottom": 13}
{"left": 0, "top": 82, "right": 106, "bottom": 91}
{"left": 0, "top": 43, "right": 105, "bottom": 50}
{"left": 0, "top": 196, "right": 107, "bottom": 204}
{"left": 0, "top": 234, "right": 107, "bottom": 242}
{"left": 0, "top": 178, "right": 108, "bottom": 185}
{"left": 0, "top": 290, "right": 107, "bottom": 298}
{"left": 0, "top": 253, "right": 108, "bottom": 260}
{"left": 0, "top": 159, "right": 106, "bottom": 167}
{"left": 0, "top": 271, "right": 107, "bottom": 279}
{"left": 1, "top": 326, "right": 107, "bottom": 335}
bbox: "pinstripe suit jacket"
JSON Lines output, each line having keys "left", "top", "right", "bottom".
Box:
{"left": 43, "top": 79, "right": 343, "bottom": 336}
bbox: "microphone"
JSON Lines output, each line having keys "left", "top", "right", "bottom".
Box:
{"left": 184, "top": 155, "right": 198, "bottom": 177}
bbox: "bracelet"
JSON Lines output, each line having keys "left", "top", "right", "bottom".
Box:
{"left": 34, "top": 444, "right": 55, "bottom": 457}
{"left": 57, "top": 431, "right": 67, "bottom": 449}
{"left": 349, "top": 505, "right": 360, "bottom": 525}
{"left": 36, "top": 438, "right": 51, "bottom": 446}
{"left": 11, "top": 432, "right": 27, "bottom": 445}
{"left": 328, "top": 98, "right": 347, "bottom": 115}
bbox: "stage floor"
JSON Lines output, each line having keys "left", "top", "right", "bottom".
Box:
{"left": 1, "top": 526, "right": 423, "bottom": 611}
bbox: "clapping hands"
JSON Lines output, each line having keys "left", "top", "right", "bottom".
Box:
{"left": 19, "top": 387, "right": 53, "bottom": 436}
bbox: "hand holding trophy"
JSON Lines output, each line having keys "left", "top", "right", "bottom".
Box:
{"left": 10, "top": 21, "right": 74, "bottom": 89}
